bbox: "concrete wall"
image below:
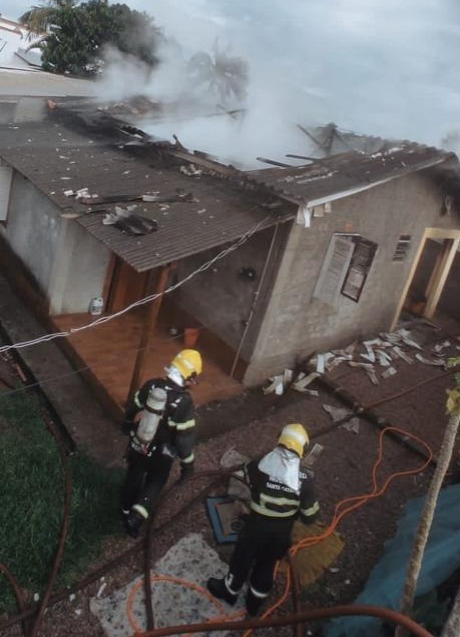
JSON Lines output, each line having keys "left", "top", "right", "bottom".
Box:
{"left": 2, "top": 169, "right": 111, "bottom": 314}
{"left": 244, "top": 172, "right": 460, "bottom": 384}
{"left": 48, "top": 219, "right": 111, "bottom": 315}
{"left": 172, "top": 224, "right": 289, "bottom": 360}
{"left": 3, "top": 171, "right": 61, "bottom": 295}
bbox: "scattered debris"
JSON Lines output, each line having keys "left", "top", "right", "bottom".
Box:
{"left": 142, "top": 191, "right": 195, "bottom": 203}
{"left": 415, "top": 353, "right": 445, "bottom": 367}
{"left": 322, "top": 404, "right": 352, "bottom": 422}
{"left": 433, "top": 340, "right": 451, "bottom": 353}
{"left": 392, "top": 346, "right": 413, "bottom": 364}
{"left": 341, "top": 418, "right": 360, "bottom": 434}
{"left": 263, "top": 369, "right": 293, "bottom": 395}
{"left": 382, "top": 366, "right": 397, "bottom": 379}
{"left": 219, "top": 446, "right": 249, "bottom": 468}
{"left": 303, "top": 442, "right": 325, "bottom": 467}
{"left": 292, "top": 371, "right": 320, "bottom": 392}
{"left": 96, "top": 582, "right": 107, "bottom": 598}
{"left": 102, "top": 206, "right": 158, "bottom": 236}
{"left": 365, "top": 368, "right": 379, "bottom": 385}
{"left": 180, "top": 163, "right": 203, "bottom": 177}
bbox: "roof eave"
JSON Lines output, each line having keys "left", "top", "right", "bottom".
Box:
{"left": 298, "top": 154, "right": 455, "bottom": 209}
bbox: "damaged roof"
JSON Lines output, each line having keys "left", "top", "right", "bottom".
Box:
{"left": 244, "top": 145, "right": 457, "bottom": 206}
{"left": 0, "top": 120, "right": 289, "bottom": 272}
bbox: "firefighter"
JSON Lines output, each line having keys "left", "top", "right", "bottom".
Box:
{"left": 207, "top": 423, "right": 319, "bottom": 616}
{"left": 120, "top": 349, "right": 202, "bottom": 538}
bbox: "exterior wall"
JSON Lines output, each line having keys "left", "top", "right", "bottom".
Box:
{"left": 3, "top": 171, "right": 61, "bottom": 294}
{"left": 172, "top": 224, "right": 289, "bottom": 360}
{"left": 244, "top": 171, "right": 460, "bottom": 385}
{"left": 48, "top": 220, "right": 111, "bottom": 315}
{"left": 2, "top": 170, "right": 111, "bottom": 314}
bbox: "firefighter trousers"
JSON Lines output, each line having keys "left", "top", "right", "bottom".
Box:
{"left": 121, "top": 447, "right": 174, "bottom": 515}
{"left": 228, "top": 514, "right": 292, "bottom": 596}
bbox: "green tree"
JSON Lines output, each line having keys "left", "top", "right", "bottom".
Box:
{"left": 19, "top": 0, "right": 77, "bottom": 37}
{"left": 187, "top": 43, "right": 248, "bottom": 107}
{"left": 20, "top": 0, "right": 160, "bottom": 77}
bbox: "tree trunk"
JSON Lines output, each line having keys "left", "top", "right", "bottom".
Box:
{"left": 395, "top": 412, "right": 460, "bottom": 637}
{"left": 441, "top": 583, "right": 460, "bottom": 637}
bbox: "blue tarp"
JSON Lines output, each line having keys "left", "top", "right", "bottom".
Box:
{"left": 326, "top": 483, "right": 460, "bottom": 637}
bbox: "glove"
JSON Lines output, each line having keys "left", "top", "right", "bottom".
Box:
{"left": 180, "top": 462, "right": 194, "bottom": 482}
{"left": 122, "top": 419, "right": 135, "bottom": 436}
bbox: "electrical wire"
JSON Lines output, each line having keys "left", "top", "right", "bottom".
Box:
{"left": 0, "top": 212, "right": 273, "bottom": 356}
{"left": 136, "top": 604, "right": 436, "bottom": 637}
{"left": 0, "top": 327, "right": 203, "bottom": 402}
{"left": 237, "top": 425, "right": 433, "bottom": 637}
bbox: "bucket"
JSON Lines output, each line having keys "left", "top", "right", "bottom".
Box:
{"left": 89, "top": 296, "right": 104, "bottom": 316}
{"left": 183, "top": 327, "right": 199, "bottom": 348}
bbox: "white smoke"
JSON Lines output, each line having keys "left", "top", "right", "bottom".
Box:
{"left": 94, "top": 0, "right": 460, "bottom": 165}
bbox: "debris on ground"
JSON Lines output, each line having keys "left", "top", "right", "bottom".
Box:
{"left": 263, "top": 368, "right": 293, "bottom": 395}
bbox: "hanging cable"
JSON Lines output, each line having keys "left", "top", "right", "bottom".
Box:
{"left": 0, "top": 212, "right": 274, "bottom": 355}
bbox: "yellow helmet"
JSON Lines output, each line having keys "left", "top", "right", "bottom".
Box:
{"left": 170, "top": 349, "right": 202, "bottom": 380}
{"left": 278, "top": 424, "right": 309, "bottom": 457}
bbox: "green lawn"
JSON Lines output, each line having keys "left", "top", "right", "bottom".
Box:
{"left": 0, "top": 390, "right": 123, "bottom": 613}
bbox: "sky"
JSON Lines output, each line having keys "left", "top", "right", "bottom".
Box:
{"left": 4, "top": 0, "right": 460, "bottom": 164}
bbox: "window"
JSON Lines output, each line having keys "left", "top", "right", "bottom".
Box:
{"left": 341, "top": 237, "right": 378, "bottom": 302}
{"left": 314, "top": 233, "right": 377, "bottom": 305}
{"left": 393, "top": 235, "right": 412, "bottom": 262}
{"left": 0, "top": 162, "right": 13, "bottom": 224}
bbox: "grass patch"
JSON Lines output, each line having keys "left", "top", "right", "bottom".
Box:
{"left": 0, "top": 390, "right": 124, "bottom": 613}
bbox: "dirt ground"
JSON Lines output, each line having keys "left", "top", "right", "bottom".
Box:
{"left": 2, "top": 312, "right": 460, "bottom": 637}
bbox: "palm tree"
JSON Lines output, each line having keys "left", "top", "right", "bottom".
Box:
{"left": 187, "top": 42, "right": 248, "bottom": 107}
{"left": 395, "top": 358, "right": 460, "bottom": 637}
{"left": 19, "top": 0, "right": 77, "bottom": 39}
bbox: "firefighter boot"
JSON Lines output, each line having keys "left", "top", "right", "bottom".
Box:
{"left": 124, "top": 510, "right": 144, "bottom": 539}
{"left": 245, "top": 587, "right": 268, "bottom": 616}
{"left": 207, "top": 577, "right": 239, "bottom": 606}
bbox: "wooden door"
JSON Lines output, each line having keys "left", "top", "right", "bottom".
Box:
{"left": 105, "top": 257, "right": 150, "bottom": 312}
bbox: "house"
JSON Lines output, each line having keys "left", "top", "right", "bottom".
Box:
{"left": 0, "top": 101, "right": 459, "bottom": 417}
{"left": 0, "top": 14, "right": 42, "bottom": 70}
{"left": 0, "top": 16, "right": 94, "bottom": 126}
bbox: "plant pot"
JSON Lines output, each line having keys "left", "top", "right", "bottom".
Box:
{"left": 183, "top": 327, "right": 199, "bottom": 348}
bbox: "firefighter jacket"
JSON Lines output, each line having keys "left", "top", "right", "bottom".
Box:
{"left": 244, "top": 457, "right": 320, "bottom": 525}
{"left": 124, "top": 377, "right": 196, "bottom": 466}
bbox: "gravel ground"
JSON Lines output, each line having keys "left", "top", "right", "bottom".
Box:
{"left": 2, "top": 314, "right": 459, "bottom": 637}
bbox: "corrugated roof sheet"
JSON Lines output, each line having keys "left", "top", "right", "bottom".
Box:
{"left": 0, "top": 120, "right": 290, "bottom": 272}
{"left": 244, "top": 146, "right": 455, "bottom": 205}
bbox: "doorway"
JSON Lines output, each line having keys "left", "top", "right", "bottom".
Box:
{"left": 392, "top": 228, "right": 460, "bottom": 328}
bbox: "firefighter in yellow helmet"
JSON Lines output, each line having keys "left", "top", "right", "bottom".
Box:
{"left": 207, "top": 423, "right": 320, "bottom": 616}
{"left": 120, "top": 349, "right": 202, "bottom": 538}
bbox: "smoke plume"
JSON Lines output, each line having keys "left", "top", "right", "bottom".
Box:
{"left": 95, "top": 0, "right": 460, "bottom": 166}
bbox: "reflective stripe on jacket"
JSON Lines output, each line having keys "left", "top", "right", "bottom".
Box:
{"left": 245, "top": 460, "right": 319, "bottom": 523}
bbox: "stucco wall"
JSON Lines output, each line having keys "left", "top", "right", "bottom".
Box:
{"left": 244, "top": 171, "right": 460, "bottom": 384}
{"left": 172, "top": 224, "right": 288, "bottom": 359}
{"left": 3, "top": 170, "right": 111, "bottom": 314}
{"left": 5, "top": 171, "right": 61, "bottom": 294}
{"left": 48, "top": 219, "right": 111, "bottom": 315}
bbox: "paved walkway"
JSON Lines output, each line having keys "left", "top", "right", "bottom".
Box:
{"left": 0, "top": 274, "right": 126, "bottom": 467}
{"left": 0, "top": 273, "right": 274, "bottom": 468}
